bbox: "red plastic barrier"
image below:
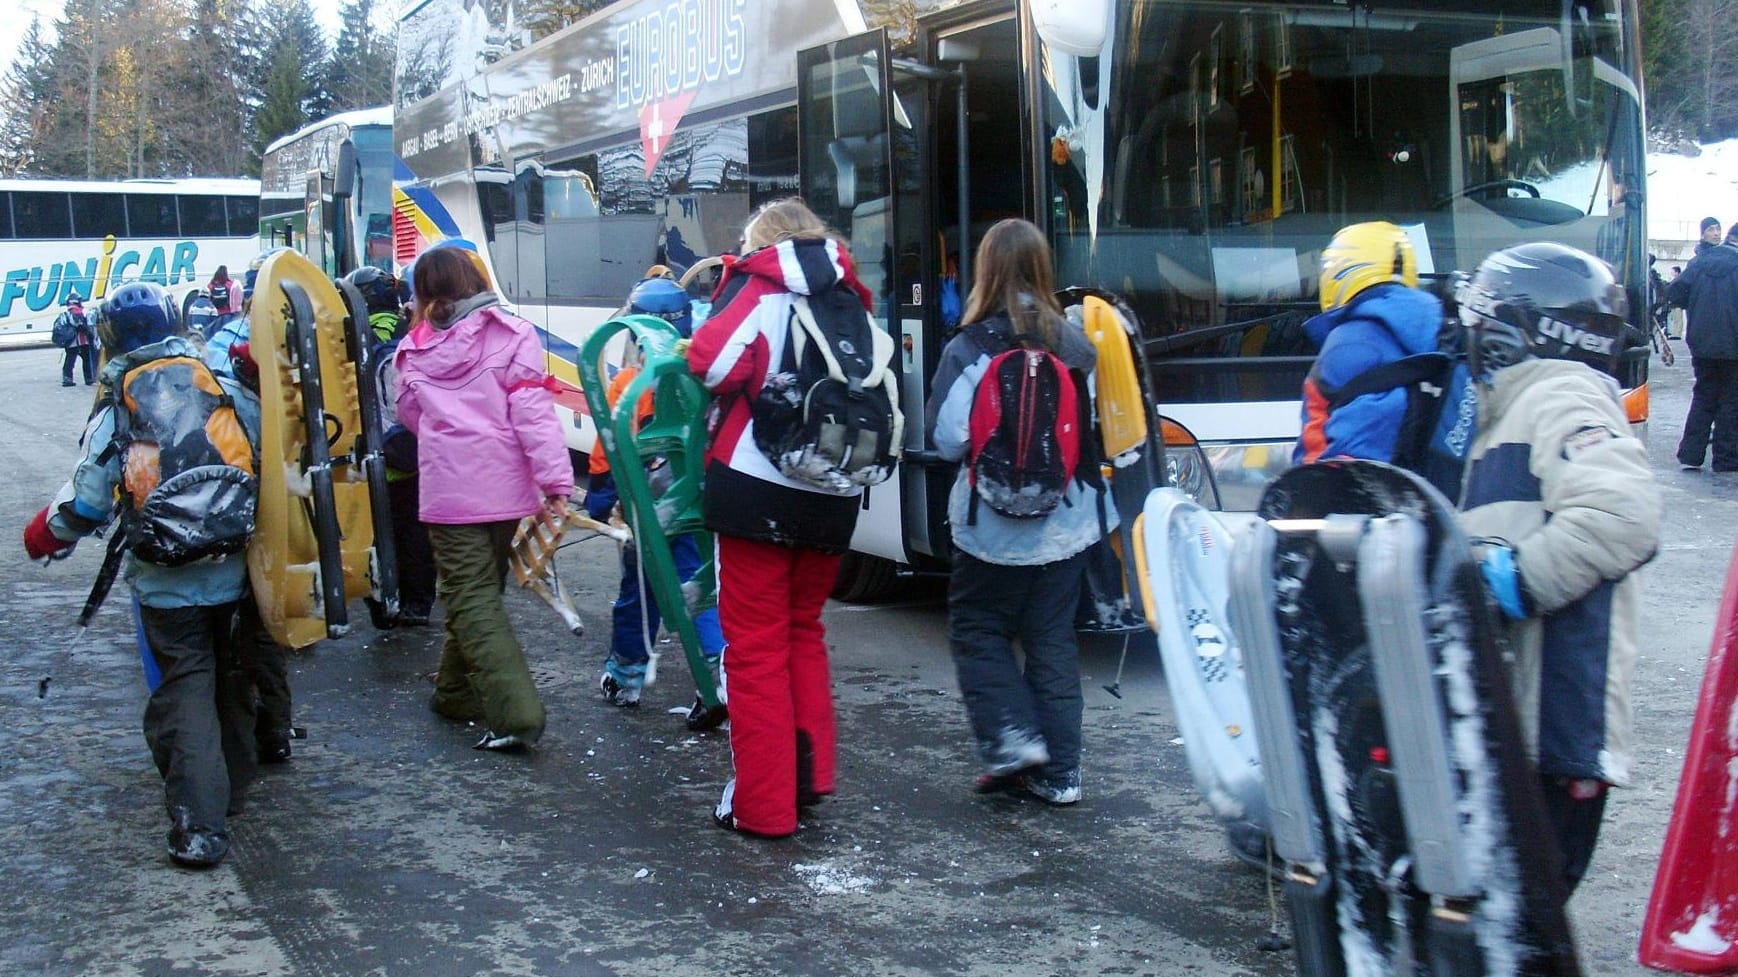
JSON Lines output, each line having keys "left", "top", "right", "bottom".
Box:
{"left": 1640, "top": 540, "right": 1738, "bottom": 974}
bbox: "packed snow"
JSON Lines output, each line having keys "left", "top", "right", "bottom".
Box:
{"left": 1647, "top": 141, "right": 1738, "bottom": 248}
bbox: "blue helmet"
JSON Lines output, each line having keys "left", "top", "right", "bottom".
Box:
{"left": 98, "top": 282, "right": 179, "bottom": 355}
{"left": 628, "top": 276, "right": 693, "bottom": 337}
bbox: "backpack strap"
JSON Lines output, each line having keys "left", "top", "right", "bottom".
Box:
{"left": 1323, "top": 352, "right": 1452, "bottom": 409}
{"left": 789, "top": 295, "right": 859, "bottom": 386}
{"left": 95, "top": 375, "right": 132, "bottom": 468}
{"left": 788, "top": 293, "right": 905, "bottom": 465}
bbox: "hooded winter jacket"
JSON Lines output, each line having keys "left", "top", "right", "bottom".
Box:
{"left": 1457, "top": 358, "right": 1659, "bottom": 786}
{"left": 1667, "top": 242, "right": 1738, "bottom": 361}
{"left": 394, "top": 294, "right": 573, "bottom": 525}
{"left": 1294, "top": 283, "right": 1447, "bottom": 464}
{"left": 685, "top": 238, "right": 869, "bottom": 553}
{"left": 926, "top": 309, "right": 1113, "bottom": 567}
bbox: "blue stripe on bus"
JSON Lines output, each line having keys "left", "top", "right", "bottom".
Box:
{"left": 536, "top": 323, "right": 583, "bottom": 364}
{"left": 399, "top": 184, "right": 461, "bottom": 237}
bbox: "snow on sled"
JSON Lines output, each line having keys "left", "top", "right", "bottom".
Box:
{"left": 1131, "top": 487, "right": 1267, "bottom": 862}
{"left": 1229, "top": 460, "right": 1580, "bottom": 977}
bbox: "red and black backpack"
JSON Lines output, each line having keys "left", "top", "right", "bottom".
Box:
{"left": 963, "top": 321, "right": 1092, "bottom": 523}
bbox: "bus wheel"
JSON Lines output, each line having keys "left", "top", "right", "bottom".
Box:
{"left": 832, "top": 552, "right": 904, "bottom": 603}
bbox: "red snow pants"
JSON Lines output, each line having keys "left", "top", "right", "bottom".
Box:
{"left": 717, "top": 534, "right": 841, "bottom": 836}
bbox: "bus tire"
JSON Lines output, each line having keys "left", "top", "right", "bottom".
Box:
{"left": 832, "top": 552, "right": 904, "bottom": 603}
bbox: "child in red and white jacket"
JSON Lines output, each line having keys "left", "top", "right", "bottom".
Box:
{"left": 685, "top": 199, "right": 869, "bottom": 837}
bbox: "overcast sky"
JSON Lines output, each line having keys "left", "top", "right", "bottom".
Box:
{"left": 0, "top": 0, "right": 347, "bottom": 79}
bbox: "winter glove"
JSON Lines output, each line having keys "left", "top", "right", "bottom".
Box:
{"left": 585, "top": 474, "right": 619, "bottom": 521}
{"left": 24, "top": 507, "right": 74, "bottom": 562}
{"left": 673, "top": 338, "right": 692, "bottom": 358}
{"left": 1478, "top": 543, "right": 1529, "bottom": 620}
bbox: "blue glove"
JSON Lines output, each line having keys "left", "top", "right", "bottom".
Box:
{"left": 1479, "top": 544, "right": 1528, "bottom": 620}
{"left": 586, "top": 473, "right": 619, "bottom": 521}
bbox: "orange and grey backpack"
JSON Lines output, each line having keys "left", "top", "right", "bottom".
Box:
{"left": 102, "top": 352, "right": 257, "bottom": 566}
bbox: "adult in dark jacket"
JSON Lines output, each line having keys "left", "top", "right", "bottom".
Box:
{"left": 1666, "top": 223, "right": 1738, "bottom": 470}
{"left": 1696, "top": 217, "right": 1724, "bottom": 257}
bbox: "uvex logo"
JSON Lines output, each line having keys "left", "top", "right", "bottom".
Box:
{"left": 1538, "top": 315, "right": 1614, "bottom": 354}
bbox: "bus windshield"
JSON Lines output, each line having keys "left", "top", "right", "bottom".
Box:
{"left": 1043, "top": 1, "right": 1644, "bottom": 411}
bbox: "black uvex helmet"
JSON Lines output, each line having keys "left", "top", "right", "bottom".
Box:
{"left": 1457, "top": 242, "right": 1628, "bottom": 379}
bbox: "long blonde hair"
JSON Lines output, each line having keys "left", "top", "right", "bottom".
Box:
{"left": 742, "top": 197, "right": 835, "bottom": 250}
{"left": 961, "top": 218, "right": 1062, "bottom": 349}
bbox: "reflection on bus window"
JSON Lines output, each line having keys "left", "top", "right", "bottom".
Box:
{"left": 1041, "top": 0, "right": 1643, "bottom": 405}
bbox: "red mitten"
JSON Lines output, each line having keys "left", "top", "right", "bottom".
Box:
{"left": 24, "top": 507, "right": 72, "bottom": 560}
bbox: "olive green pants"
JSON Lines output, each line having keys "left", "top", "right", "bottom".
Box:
{"left": 429, "top": 521, "right": 545, "bottom": 742}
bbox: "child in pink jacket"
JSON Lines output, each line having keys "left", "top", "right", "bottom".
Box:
{"left": 395, "top": 246, "right": 573, "bottom": 751}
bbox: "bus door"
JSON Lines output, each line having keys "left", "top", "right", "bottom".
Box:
{"left": 797, "top": 30, "right": 944, "bottom": 575}
{"left": 304, "top": 172, "right": 330, "bottom": 275}
{"left": 799, "top": 13, "right": 1027, "bottom": 585}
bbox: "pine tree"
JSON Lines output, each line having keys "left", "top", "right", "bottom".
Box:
{"left": 250, "top": 0, "right": 330, "bottom": 164}
{"left": 0, "top": 19, "right": 55, "bottom": 176}
{"left": 159, "top": 0, "right": 252, "bottom": 176}
{"left": 324, "top": 0, "right": 396, "bottom": 112}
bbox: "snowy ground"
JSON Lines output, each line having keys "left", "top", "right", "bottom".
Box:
{"left": 1647, "top": 140, "right": 1738, "bottom": 252}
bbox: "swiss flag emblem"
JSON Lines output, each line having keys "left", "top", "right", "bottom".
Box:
{"left": 639, "top": 90, "right": 699, "bottom": 178}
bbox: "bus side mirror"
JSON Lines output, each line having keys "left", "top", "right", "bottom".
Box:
{"left": 1032, "top": 0, "right": 1109, "bottom": 57}
{"left": 334, "top": 141, "right": 358, "bottom": 201}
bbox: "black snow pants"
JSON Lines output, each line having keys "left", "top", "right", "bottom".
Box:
{"left": 388, "top": 474, "right": 436, "bottom": 616}
{"left": 140, "top": 602, "right": 255, "bottom": 832}
{"left": 1678, "top": 356, "right": 1738, "bottom": 470}
{"left": 237, "top": 596, "right": 292, "bottom": 755}
{"left": 1538, "top": 774, "right": 1610, "bottom": 896}
{"left": 947, "top": 550, "right": 1086, "bottom": 782}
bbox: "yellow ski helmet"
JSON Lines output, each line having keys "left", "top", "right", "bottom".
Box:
{"left": 1317, "top": 221, "right": 1418, "bottom": 311}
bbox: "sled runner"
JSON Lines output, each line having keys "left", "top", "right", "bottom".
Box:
{"left": 335, "top": 279, "right": 400, "bottom": 623}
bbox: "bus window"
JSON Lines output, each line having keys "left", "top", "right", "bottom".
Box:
{"left": 179, "top": 195, "right": 228, "bottom": 237}
{"left": 15, "top": 192, "right": 73, "bottom": 239}
{"left": 70, "top": 193, "right": 126, "bottom": 238}
{"left": 543, "top": 159, "right": 601, "bottom": 303}
{"left": 127, "top": 195, "right": 179, "bottom": 237}
{"left": 226, "top": 197, "right": 259, "bottom": 237}
{"left": 0, "top": 194, "right": 13, "bottom": 239}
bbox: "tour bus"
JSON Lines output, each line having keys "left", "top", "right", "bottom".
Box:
{"left": 0, "top": 178, "right": 261, "bottom": 346}
{"left": 259, "top": 106, "right": 398, "bottom": 278}
{"left": 394, "top": 0, "right": 1649, "bottom": 598}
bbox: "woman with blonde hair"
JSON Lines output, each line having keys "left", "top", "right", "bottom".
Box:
{"left": 685, "top": 198, "right": 872, "bottom": 836}
{"left": 394, "top": 247, "right": 573, "bottom": 751}
{"left": 924, "top": 218, "right": 1109, "bottom": 805}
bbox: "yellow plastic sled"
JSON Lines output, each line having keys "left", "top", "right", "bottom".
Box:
{"left": 246, "top": 250, "right": 377, "bottom": 648}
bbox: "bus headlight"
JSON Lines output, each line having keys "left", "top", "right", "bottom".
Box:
{"left": 1161, "top": 418, "right": 1221, "bottom": 510}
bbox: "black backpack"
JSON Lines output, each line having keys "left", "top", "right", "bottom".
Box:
{"left": 750, "top": 289, "right": 903, "bottom": 490}
{"left": 209, "top": 281, "right": 232, "bottom": 309}
{"left": 51, "top": 311, "right": 81, "bottom": 348}
{"left": 1320, "top": 351, "right": 1468, "bottom": 497}
{"left": 963, "top": 322, "right": 1086, "bottom": 522}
